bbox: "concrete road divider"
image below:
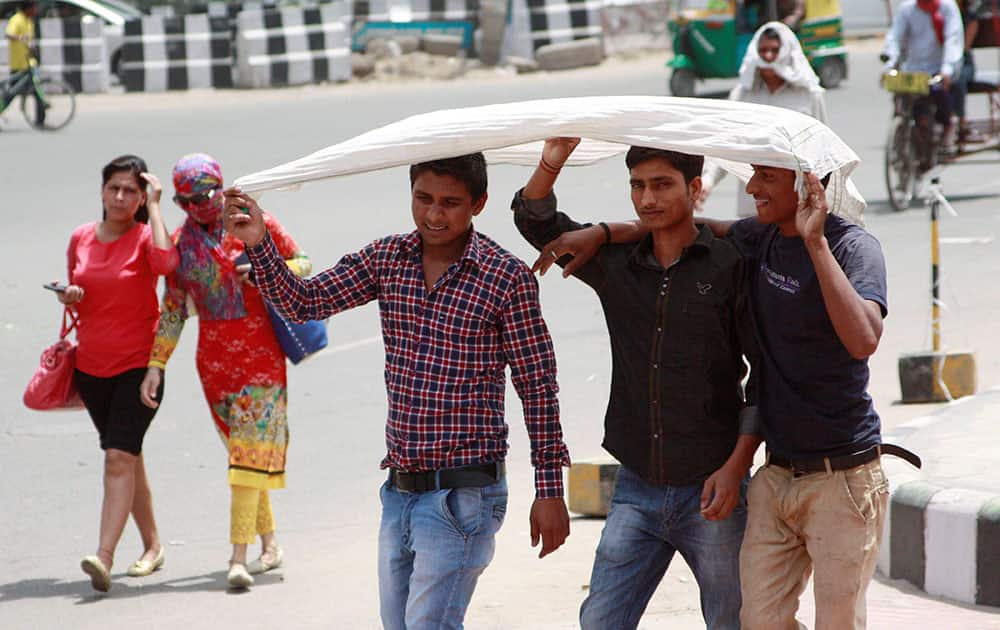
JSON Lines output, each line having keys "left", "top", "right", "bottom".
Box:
{"left": 120, "top": 14, "right": 234, "bottom": 92}
{"left": 0, "top": 17, "right": 109, "bottom": 93}
{"left": 421, "top": 33, "right": 464, "bottom": 56}
{"left": 567, "top": 458, "right": 619, "bottom": 517}
{"left": 235, "top": 4, "right": 352, "bottom": 89}
{"left": 535, "top": 36, "right": 603, "bottom": 71}
{"left": 880, "top": 480, "right": 1000, "bottom": 606}
{"left": 506, "top": 0, "right": 604, "bottom": 61}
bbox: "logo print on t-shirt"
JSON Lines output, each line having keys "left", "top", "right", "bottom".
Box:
{"left": 696, "top": 282, "right": 712, "bottom": 295}
{"left": 761, "top": 263, "right": 801, "bottom": 295}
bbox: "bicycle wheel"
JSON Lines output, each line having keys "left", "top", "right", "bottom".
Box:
{"left": 885, "top": 115, "right": 917, "bottom": 212}
{"left": 20, "top": 77, "right": 76, "bottom": 131}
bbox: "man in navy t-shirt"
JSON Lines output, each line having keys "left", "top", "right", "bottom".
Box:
{"left": 543, "top": 166, "right": 890, "bottom": 628}
{"left": 724, "top": 167, "right": 888, "bottom": 629}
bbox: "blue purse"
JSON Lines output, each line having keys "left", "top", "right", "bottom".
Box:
{"left": 264, "top": 300, "right": 328, "bottom": 365}
{"left": 236, "top": 251, "right": 328, "bottom": 365}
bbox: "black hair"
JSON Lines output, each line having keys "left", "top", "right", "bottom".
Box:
{"left": 101, "top": 154, "right": 149, "bottom": 224}
{"left": 409, "top": 153, "right": 488, "bottom": 202}
{"left": 760, "top": 27, "right": 781, "bottom": 42}
{"left": 625, "top": 146, "right": 704, "bottom": 184}
{"left": 20, "top": 0, "right": 37, "bottom": 10}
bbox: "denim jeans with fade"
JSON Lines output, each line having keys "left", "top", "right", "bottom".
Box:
{"left": 580, "top": 466, "right": 747, "bottom": 630}
{"left": 378, "top": 478, "right": 508, "bottom": 630}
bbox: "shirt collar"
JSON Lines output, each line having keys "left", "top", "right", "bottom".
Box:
{"left": 628, "top": 223, "right": 714, "bottom": 270}
{"left": 400, "top": 227, "right": 483, "bottom": 268}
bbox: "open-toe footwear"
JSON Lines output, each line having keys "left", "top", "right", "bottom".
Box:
{"left": 227, "top": 562, "right": 254, "bottom": 588}
{"left": 80, "top": 556, "right": 111, "bottom": 592}
{"left": 247, "top": 545, "right": 283, "bottom": 575}
{"left": 126, "top": 546, "right": 165, "bottom": 577}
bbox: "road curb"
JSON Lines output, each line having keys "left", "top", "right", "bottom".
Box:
{"left": 877, "top": 396, "right": 1000, "bottom": 607}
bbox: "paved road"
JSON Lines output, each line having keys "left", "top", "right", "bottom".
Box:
{"left": 2, "top": 41, "right": 1000, "bottom": 628}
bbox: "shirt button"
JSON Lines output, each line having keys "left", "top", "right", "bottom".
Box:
{"left": 656, "top": 327, "right": 662, "bottom": 332}
{"left": 653, "top": 433, "right": 659, "bottom": 439}
{"left": 653, "top": 363, "right": 658, "bottom": 369}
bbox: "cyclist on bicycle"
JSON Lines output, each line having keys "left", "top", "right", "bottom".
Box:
{"left": 882, "top": 0, "right": 964, "bottom": 165}
{"left": 4, "top": 0, "right": 43, "bottom": 126}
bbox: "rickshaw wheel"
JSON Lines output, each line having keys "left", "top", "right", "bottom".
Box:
{"left": 669, "top": 69, "right": 696, "bottom": 97}
{"left": 885, "top": 115, "right": 918, "bottom": 212}
{"left": 817, "top": 57, "right": 846, "bottom": 89}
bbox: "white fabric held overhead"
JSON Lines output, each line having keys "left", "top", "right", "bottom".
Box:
{"left": 233, "top": 95, "right": 865, "bottom": 223}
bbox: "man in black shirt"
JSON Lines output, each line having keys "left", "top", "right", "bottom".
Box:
{"left": 511, "top": 138, "right": 758, "bottom": 630}
{"left": 550, "top": 166, "right": 892, "bottom": 629}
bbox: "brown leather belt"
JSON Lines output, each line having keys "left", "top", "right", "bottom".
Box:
{"left": 390, "top": 462, "right": 505, "bottom": 493}
{"left": 767, "top": 443, "right": 921, "bottom": 477}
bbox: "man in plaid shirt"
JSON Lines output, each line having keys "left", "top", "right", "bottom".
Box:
{"left": 224, "top": 153, "right": 571, "bottom": 629}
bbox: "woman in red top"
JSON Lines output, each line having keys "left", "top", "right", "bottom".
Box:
{"left": 57, "top": 155, "right": 179, "bottom": 592}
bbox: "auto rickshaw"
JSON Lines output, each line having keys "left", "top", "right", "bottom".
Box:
{"left": 666, "top": 0, "right": 848, "bottom": 97}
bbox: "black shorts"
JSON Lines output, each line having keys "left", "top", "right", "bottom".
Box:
{"left": 74, "top": 367, "right": 164, "bottom": 455}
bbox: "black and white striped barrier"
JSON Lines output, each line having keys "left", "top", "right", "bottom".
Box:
{"left": 879, "top": 478, "right": 1000, "bottom": 606}
{"left": 507, "top": 0, "right": 603, "bottom": 58}
{"left": 876, "top": 400, "right": 1000, "bottom": 607}
{"left": 235, "top": 4, "right": 351, "bottom": 89}
{"left": 0, "top": 17, "right": 109, "bottom": 93}
{"left": 120, "top": 14, "right": 234, "bottom": 92}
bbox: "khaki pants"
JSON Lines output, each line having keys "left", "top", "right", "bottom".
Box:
{"left": 739, "top": 459, "right": 889, "bottom": 630}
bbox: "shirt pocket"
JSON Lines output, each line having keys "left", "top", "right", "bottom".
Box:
{"left": 681, "top": 296, "right": 728, "bottom": 356}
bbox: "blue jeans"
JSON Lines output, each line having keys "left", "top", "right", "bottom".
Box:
{"left": 378, "top": 477, "right": 508, "bottom": 630}
{"left": 580, "top": 466, "right": 747, "bottom": 630}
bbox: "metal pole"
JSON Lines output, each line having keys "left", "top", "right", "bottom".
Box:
{"left": 930, "top": 176, "right": 941, "bottom": 352}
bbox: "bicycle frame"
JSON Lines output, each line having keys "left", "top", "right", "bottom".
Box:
{"left": 1, "top": 66, "right": 50, "bottom": 113}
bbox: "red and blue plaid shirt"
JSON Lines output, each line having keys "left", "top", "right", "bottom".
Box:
{"left": 248, "top": 228, "right": 570, "bottom": 498}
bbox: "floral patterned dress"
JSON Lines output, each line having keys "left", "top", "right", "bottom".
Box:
{"left": 150, "top": 214, "right": 310, "bottom": 490}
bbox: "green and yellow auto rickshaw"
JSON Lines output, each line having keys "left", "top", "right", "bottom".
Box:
{"left": 667, "top": 0, "right": 848, "bottom": 96}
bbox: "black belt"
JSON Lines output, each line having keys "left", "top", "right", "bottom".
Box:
{"left": 389, "top": 462, "right": 505, "bottom": 493}
{"left": 767, "top": 443, "right": 921, "bottom": 477}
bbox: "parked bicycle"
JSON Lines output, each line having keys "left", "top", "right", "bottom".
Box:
{"left": 883, "top": 69, "right": 1000, "bottom": 212}
{"left": 0, "top": 59, "right": 76, "bottom": 131}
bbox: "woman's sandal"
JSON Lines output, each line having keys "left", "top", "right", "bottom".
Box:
{"left": 126, "top": 546, "right": 165, "bottom": 577}
{"left": 227, "top": 562, "right": 254, "bottom": 588}
{"left": 80, "top": 556, "right": 111, "bottom": 592}
{"left": 247, "top": 544, "right": 283, "bottom": 575}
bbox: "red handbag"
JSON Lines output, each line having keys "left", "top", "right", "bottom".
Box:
{"left": 23, "top": 308, "right": 84, "bottom": 411}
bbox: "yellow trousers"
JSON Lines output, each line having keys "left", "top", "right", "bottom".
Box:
{"left": 230, "top": 485, "right": 276, "bottom": 544}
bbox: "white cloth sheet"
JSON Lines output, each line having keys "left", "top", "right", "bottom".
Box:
{"left": 233, "top": 95, "right": 865, "bottom": 223}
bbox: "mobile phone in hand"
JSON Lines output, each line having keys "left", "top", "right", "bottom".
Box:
{"left": 43, "top": 282, "right": 67, "bottom": 293}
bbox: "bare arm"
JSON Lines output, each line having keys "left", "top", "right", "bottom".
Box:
{"left": 799, "top": 174, "right": 883, "bottom": 359}
{"left": 965, "top": 19, "right": 980, "bottom": 50}
{"left": 700, "top": 434, "right": 761, "bottom": 521}
{"left": 141, "top": 173, "right": 172, "bottom": 251}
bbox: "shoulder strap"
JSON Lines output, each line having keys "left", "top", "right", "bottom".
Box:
{"left": 60, "top": 307, "right": 79, "bottom": 339}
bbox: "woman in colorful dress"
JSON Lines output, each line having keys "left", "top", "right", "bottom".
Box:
{"left": 139, "top": 153, "right": 310, "bottom": 589}
{"left": 59, "top": 154, "right": 179, "bottom": 592}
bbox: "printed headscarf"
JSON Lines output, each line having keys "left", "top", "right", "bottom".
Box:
{"left": 170, "top": 153, "right": 247, "bottom": 320}
{"left": 173, "top": 153, "right": 225, "bottom": 225}
{"left": 738, "top": 21, "right": 822, "bottom": 91}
